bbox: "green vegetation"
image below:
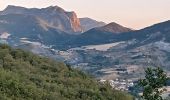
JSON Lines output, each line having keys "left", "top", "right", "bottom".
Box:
{"left": 0, "top": 44, "right": 133, "bottom": 100}
{"left": 138, "top": 67, "right": 168, "bottom": 100}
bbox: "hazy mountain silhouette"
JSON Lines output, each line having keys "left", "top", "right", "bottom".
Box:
{"left": 79, "top": 17, "right": 106, "bottom": 32}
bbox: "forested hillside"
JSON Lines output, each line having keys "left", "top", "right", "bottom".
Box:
{"left": 0, "top": 44, "right": 133, "bottom": 100}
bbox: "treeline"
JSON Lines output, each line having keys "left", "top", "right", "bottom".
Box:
{"left": 0, "top": 44, "right": 133, "bottom": 100}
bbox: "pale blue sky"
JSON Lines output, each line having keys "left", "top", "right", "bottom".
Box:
{"left": 0, "top": 0, "right": 170, "bottom": 29}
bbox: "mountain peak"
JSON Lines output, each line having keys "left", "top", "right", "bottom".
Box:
{"left": 3, "top": 5, "right": 26, "bottom": 12}
{"left": 95, "top": 22, "right": 132, "bottom": 33}
{"left": 1, "top": 5, "right": 83, "bottom": 33}
{"left": 45, "top": 5, "right": 65, "bottom": 12}
{"left": 6, "top": 5, "right": 23, "bottom": 9}
{"left": 106, "top": 22, "right": 121, "bottom": 26}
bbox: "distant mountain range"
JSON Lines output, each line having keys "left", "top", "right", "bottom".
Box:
{"left": 0, "top": 5, "right": 108, "bottom": 34}
{"left": 0, "top": 5, "right": 133, "bottom": 49}
{"left": 0, "top": 5, "right": 170, "bottom": 80}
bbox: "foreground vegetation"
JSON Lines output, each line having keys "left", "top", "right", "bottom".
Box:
{"left": 0, "top": 44, "right": 133, "bottom": 100}
{"left": 138, "top": 67, "right": 168, "bottom": 100}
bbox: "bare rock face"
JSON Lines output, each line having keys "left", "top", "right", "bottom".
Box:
{"left": 1, "top": 5, "right": 83, "bottom": 34}
{"left": 66, "top": 12, "right": 82, "bottom": 33}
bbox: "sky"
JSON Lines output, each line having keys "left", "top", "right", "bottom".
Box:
{"left": 0, "top": 0, "right": 170, "bottom": 29}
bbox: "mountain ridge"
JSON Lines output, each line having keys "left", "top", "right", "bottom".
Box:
{"left": 1, "top": 5, "right": 82, "bottom": 34}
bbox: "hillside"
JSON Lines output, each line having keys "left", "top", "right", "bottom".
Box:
{"left": 0, "top": 44, "right": 133, "bottom": 100}
{"left": 0, "top": 14, "right": 74, "bottom": 49}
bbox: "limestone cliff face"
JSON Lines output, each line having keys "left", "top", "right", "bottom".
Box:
{"left": 66, "top": 12, "right": 82, "bottom": 33}
{"left": 1, "top": 5, "right": 83, "bottom": 34}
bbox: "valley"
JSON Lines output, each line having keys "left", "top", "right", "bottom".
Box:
{"left": 0, "top": 0, "right": 170, "bottom": 99}
{"left": 0, "top": 5, "right": 170, "bottom": 95}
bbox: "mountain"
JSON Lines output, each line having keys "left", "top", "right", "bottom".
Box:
{"left": 79, "top": 17, "right": 106, "bottom": 32}
{"left": 67, "top": 22, "right": 133, "bottom": 47}
{"left": 0, "top": 5, "right": 82, "bottom": 34}
{"left": 95, "top": 22, "right": 132, "bottom": 33}
{"left": 0, "top": 44, "right": 133, "bottom": 100}
{"left": 0, "top": 5, "right": 134, "bottom": 49}
{"left": 1, "top": 5, "right": 170, "bottom": 82}
{"left": 113, "top": 20, "right": 170, "bottom": 46}
{"left": 0, "top": 14, "right": 73, "bottom": 49}
{"left": 70, "top": 20, "right": 170, "bottom": 48}
{"left": 55, "top": 20, "right": 170, "bottom": 81}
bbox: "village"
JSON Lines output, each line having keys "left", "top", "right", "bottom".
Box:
{"left": 99, "top": 78, "right": 134, "bottom": 91}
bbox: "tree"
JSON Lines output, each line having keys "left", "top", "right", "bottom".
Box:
{"left": 138, "top": 67, "right": 168, "bottom": 100}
